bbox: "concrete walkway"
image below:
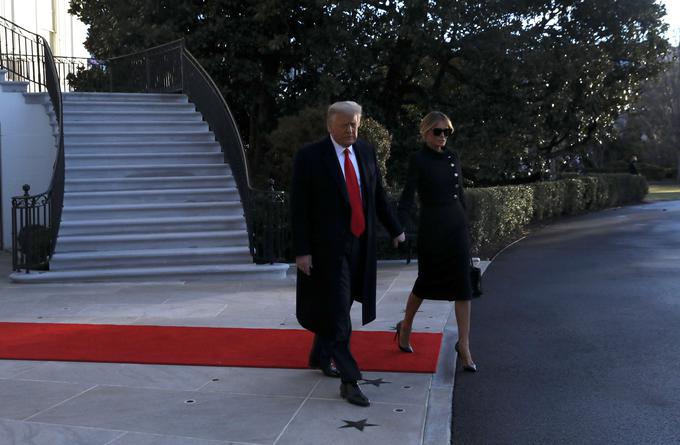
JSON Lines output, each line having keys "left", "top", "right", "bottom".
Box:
{"left": 0, "top": 254, "right": 486, "bottom": 445}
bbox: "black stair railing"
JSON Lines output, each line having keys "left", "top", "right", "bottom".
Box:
{"left": 0, "top": 16, "right": 44, "bottom": 92}
{"left": 100, "top": 40, "right": 288, "bottom": 263}
{"left": 1, "top": 16, "right": 65, "bottom": 272}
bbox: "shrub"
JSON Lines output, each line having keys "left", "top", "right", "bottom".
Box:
{"left": 563, "top": 178, "right": 588, "bottom": 214}
{"left": 359, "top": 117, "right": 392, "bottom": 188}
{"left": 599, "top": 161, "right": 675, "bottom": 181}
{"left": 449, "top": 173, "right": 646, "bottom": 258}
{"left": 17, "top": 224, "right": 52, "bottom": 270}
{"left": 266, "top": 105, "right": 327, "bottom": 190}
{"left": 466, "top": 185, "right": 533, "bottom": 255}
{"left": 637, "top": 163, "right": 676, "bottom": 181}
{"left": 531, "top": 181, "right": 567, "bottom": 220}
{"left": 266, "top": 106, "right": 392, "bottom": 191}
{"left": 67, "top": 65, "right": 110, "bottom": 92}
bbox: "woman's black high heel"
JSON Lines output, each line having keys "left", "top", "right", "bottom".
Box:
{"left": 395, "top": 321, "right": 414, "bottom": 353}
{"left": 455, "top": 341, "right": 477, "bottom": 372}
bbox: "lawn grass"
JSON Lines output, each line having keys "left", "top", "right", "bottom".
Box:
{"left": 645, "top": 183, "right": 680, "bottom": 202}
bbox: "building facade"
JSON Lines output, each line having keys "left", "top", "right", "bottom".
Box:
{"left": 0, "top": 0, "right": 89, "bottom": 58}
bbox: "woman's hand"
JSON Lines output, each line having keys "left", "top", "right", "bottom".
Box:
{"left": 296, "top": 255, "right": 313, "bottom": 275}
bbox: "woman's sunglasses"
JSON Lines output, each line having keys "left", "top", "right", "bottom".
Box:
{"left": 432, "top": 128, "right": 452, "bottom": 137}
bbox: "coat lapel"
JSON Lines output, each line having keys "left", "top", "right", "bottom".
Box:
{"left": 353, "top": 142, "right": 370, "bottom": 209}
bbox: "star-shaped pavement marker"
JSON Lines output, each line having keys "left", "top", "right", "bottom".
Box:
{"left": 360, "top": 377, "right": 392, "bottom": 387}
{"left": 339, "top": 418, "right": 379, "bottom": 431}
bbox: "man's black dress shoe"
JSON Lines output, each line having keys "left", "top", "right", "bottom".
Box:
{"left": 340, "top": 382, "right": 370, "bottom": 407}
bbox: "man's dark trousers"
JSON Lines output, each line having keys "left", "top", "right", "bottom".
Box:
{"left": 309, "top": 234, "right": 365, "bottom": 383}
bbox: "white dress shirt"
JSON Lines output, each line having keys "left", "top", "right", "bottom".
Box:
{"left": 330, "top": 136, "right": 362, "bottom": 190}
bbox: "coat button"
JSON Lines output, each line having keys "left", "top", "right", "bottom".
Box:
{"left": 454, "top": 184, "right": 459, "bottom": 189}
{"left": 454, "top": 173, "right": 459, "bottom": 177}
{"left": 450, "top": 163, "right": 455, "bottom": 167}
{"left": 453, "top": 194, "right": 459, "bottom": 199}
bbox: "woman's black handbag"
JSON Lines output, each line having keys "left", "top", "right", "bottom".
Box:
{"left": 470, "top": 263, "right": 483, "bottom": 297}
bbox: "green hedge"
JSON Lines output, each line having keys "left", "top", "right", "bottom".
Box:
{"left": 378, "top": 173, "right": 648, "bottom": 259}
{"left": 463, "top": 173, "right": 648, "bottom": 256}
{"left": 596, "top": 161, "right": 677, "bottom": 181}
{"left": 466, "top": 185, "right": 533, "bottom": 252}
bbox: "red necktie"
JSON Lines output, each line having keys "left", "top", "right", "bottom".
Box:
{"left": 344, "top": 148, "right": 365, "bottom": 237}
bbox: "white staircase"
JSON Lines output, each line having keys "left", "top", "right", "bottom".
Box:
{"left": 11, "top": 92, "right": 288, "bottom": 282}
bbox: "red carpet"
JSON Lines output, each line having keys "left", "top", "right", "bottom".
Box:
{"left": 0, "top": 322, "right": 442, "bottom": 373}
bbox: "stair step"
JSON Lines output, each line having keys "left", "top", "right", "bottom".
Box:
{"left": 0, "top": 80, "right": 29, "bottom": 93}
{"left": 65, "top": 121, "right": 209, "bottom": 133}
{"left": 63, "top": 92, "right": 188, "bottom": 103}
{"left": 62, "top": 201, "right": 243, "bottom": 222}
{"left": 58, "top": 215, "right": 246, "bottom": 236}
{"left": 63, "top": 187, "right": 240, "bottom": 205}
{"left": 63, "top": 101, "right": 196, "bottom": 112}
{"left": 64, "top": 130, "right": 215, "bottom": 143}
{"left": 10, "top": 263, "right": 289, "bottom": 283}
{"left": 65, "top": 152, "right": 225, "bottom": 167}
{"left": 65, "top": 175, "right": 235, "bottom": 192}
{"left": 50, "top": 246, "right": 253, "bottom": 270}
{"left": 61, "top": 201, "right": 243, "bottom": 220}
{"left": 64, "top": 110, "right": 203, "bottom": 122}
{"left": 55, "top": 230, "right": 249, "bottom": 252}
{"left": 65, "top": 141, "right": 222, "bottom": 154}
{"left": 42, "top": 92, "right": 272, "bottom": 282}
{"left": 23, "top": 92, "right": 51, "bottom": 104}
{"left": 65, "top": 163, "right": 230, "bottom": 179}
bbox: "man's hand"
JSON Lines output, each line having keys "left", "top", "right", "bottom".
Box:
{"left": 296, "top": 255, "right": 313, "bottom": 275}
{"left": 392, "top": 232, "right": 406, "bottom": 248}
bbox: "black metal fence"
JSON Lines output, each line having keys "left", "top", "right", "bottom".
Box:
{"left": 1, "top": 53, "right": 93, "bottom": 92}
{"left": 53, "top": 56, "right": 89, "bottom": 92}
{"left": 92, "top": 40, "right": 288, "bottom": 264}
{"left": 248, "top": 186, "right": 290, "bottom": 265}
{"left": 108, "top": 41, "right": 183, "bottom": 93}
{"left": 11, "top": 186, "right": 53, "bottom": 270}
{"left": 0, "top": 17, "right": 46, "bottom": 92}
{"left": 1, "top": 16, "right": 65, "bottom": 272}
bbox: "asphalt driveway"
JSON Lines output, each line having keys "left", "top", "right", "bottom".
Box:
{"left": 452, "top": 200, "right": 680, "bottom": 445}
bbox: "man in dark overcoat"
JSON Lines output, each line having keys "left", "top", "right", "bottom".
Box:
{"left": 290, "top": 101, "right": 404, "bottom": 407}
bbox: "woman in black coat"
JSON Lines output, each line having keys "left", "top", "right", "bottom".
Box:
{"left": 396, "top": 111, "right": 478, "bottom": 372}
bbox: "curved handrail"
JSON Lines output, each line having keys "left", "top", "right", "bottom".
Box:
{"left": 107, "top": 39, "right": 186, "bottom": 62}
{"left": 179, "top": 43, "right": 288, "bottom": 263}
{"left": 102, "top": 39, "right": 252, "bottom": 189}
{"left": 41, "top": 38, "right": 66, "bottom": 241}
{"left": 1, "top": 16, "right": 64, "bottom": 271}
{"left": 97, "top": 39, "right": 288, "bottom": 263}
{"left": 179, "top": 45, "right": 252, "bottom": 194}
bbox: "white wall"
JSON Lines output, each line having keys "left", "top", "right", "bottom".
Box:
{"left": 0, "top": 89, "right": 57, "bottom": 250}
{"left": 0, "top": 1, "right": 83, "bottom": 250}
{"left": 0, "top": 0, "right": 89, "bottom": 58}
